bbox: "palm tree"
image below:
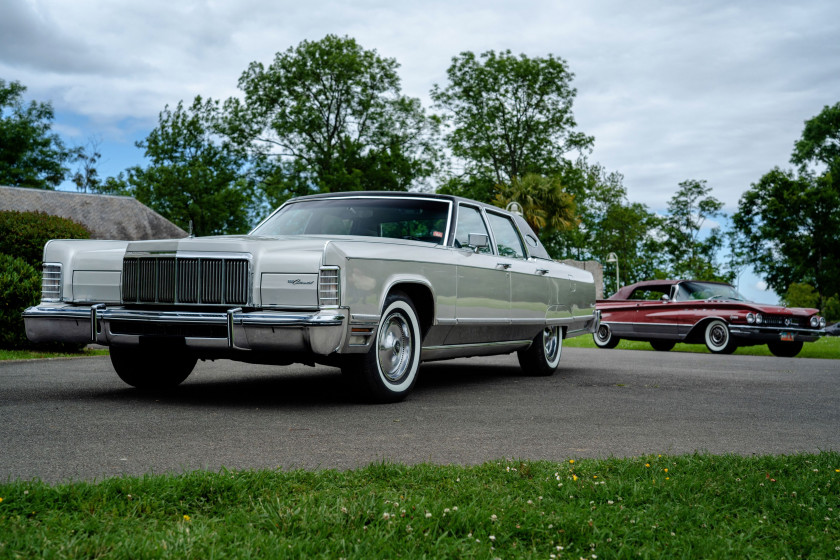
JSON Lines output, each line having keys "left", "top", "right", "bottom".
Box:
{"left": 494, "top": 173, "right": 577, "bottom": 236}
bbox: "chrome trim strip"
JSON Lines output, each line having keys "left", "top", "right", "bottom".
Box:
{"left": 423, "top": 339, "right": 532, "bottom": 351}
{"left": 603, "top": 319, "right": 823, "bottom": 335}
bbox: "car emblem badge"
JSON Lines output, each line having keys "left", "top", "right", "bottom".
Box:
{"left": 784, "top": 318, "right": 791, "bottom": 326}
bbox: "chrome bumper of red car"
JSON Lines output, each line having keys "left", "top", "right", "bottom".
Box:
{"left": 728, "top": 324, "right": 824, "bottom": 343}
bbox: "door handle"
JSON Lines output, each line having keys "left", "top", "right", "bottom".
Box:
{"left": 536, "top": 268, "right": 549, "bottom": 275}
{"left": 496, "top": 263, "right": 512, "bottom": 269}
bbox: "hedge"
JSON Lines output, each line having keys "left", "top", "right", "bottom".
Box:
{"left": 0, "top": 210, "right": 90, "bottom": 269}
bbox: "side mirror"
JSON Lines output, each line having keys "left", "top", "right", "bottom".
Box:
{"left": 661, "top": 294, "right": 671, "bottom": 302}
{"left": 467, "top": 233, "right": 490, "bottom": 252}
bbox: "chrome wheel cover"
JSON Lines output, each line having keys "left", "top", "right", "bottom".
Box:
{"left": 709, "top": 323, "right": 727, "bottom": 348}
{"left": 543, "top": 326, "right": 561, "bottom": 363}
{"left": 596, "top": 324, "right": 611, "bottom": 343}
{"left": 377, "top": 311, "right": 413, "bottom": 383}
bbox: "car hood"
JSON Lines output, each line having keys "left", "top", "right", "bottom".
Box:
{"left": 124, "top": 235, "right": 331, "bottom": 255}
{"left": 740, "top": 302, "right": 818, "bottom": 316}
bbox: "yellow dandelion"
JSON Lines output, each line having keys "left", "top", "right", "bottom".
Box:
{"left": 645, "top": 463, "right": 650, "bottom": 468}
{"left": 183, "top": 515, "right": 191, "bottom": 522}
{"left": 664, "top": 468, "right": 669, "bottom": 473}
{"left": 593, "top": 475, "right": 598, "bottom": 479}
{"left": 573, "top": 475, "right": 578, "bottom": 481}
{"left": 569, "top": 460, "right": 575, "bottom": 464}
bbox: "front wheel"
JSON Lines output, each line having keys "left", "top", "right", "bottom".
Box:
{"left": 518, "top": 326, "right": 563, "bottom": 376}
{"left": 703, "top": 319, "right": 738, "bottom": 354}
{"left": 767, "top": 340, "right": 803, "bottom": 357}
{"left": 342, "top": 292, "right": 421, "bottom": 403}
{"left": 593, "top": 323, "right": 620, "bottom": 349}
{"left": 110, "top": 345, "right": 196, "bottom": 391}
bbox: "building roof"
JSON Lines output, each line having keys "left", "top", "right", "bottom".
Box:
{"left": 0, "top": 186, "right": 187, "bottom": 240}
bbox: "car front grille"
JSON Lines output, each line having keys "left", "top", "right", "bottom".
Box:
{"left": 122, "top": 256, "right": 250, "bottom": 306}
{"left": 762, "top": 315, "right": 803, "bottom": 328}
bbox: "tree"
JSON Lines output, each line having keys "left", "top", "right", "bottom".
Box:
{"left": 71, "top": 137, "right": 102, "bottom": 193}
{"left": 493, "top": 173, "right": 576, "bottom": 237}
{"left": 660, "top": 179, "right": 731, "bottom": 282}
{"left": 431, "top": 49, "right": 593, "bottom": 189}
{"left": 544, "top": 160, "right": 664, "bottom": 293}
{"left": 100, "top": 97, "right": 255, "bottom": 236}
{"left": 733, "top": 102, "right": 840, "bottom": 307}
{"left": 223, "top": 35, "right": 439, "bottom": 206}
{"left": 0, "top": 79, "right": 75, "bottom": 189}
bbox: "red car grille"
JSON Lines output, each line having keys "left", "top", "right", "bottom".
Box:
{"left": 762, "top": 315, "right": 803, "bottom": 328}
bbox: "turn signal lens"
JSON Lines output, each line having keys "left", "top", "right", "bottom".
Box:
{"left": 318, "top": 267, "right": 340, "bottom": 308}
{"left": 41, "top": 263, "right": 62, "bottom": 302}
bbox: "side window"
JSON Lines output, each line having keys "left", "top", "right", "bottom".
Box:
{"left": 454, "top": 205, "right": 492, "bottom": 254}
{"left": 487, "top": 213, "right": 526, "bottom": 259}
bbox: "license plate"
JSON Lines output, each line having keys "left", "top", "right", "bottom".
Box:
{"left": 780, "top": 332, "right": 795, "bottom": 342}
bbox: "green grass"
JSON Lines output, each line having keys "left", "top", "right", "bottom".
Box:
{"left": 565, "top": 332, "right": 840, "bottom": 358}
{"left": 1, "top": 454, "right": 838, "bottom": 558}
{"left": 0, "top": 347, "right": 109, "bottom": 361}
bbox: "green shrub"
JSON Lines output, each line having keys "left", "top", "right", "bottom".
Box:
{"left": 0, "top": 254, "right": 41, "bottom": 349}
{"left": 783, "top": 282, "right": 820, "bottom": 308}
{"left": 822, "top": 294, "right": 840, "bottom": 322}
{"left": 0, "top": 210, "right": 90, "bottom": 269}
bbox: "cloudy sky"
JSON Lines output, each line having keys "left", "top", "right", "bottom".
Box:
{"left": 2, "top": 0, "right": 838, "bottom": 301}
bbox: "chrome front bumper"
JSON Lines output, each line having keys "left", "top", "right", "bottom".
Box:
{"left": 728, "top": 324, "right": 825, "bottom": 343}
{"left": 23, "top": 304, "right": 347, "bottom": 356}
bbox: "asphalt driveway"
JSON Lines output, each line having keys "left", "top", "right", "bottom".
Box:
{"left": 1, "top": 347, "right": 837, "bottom": 483}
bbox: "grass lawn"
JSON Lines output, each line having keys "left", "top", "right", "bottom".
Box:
{"left": 0, "top": 347, "right": 109, "bottom": 361}
{"left": 1, "top": 454, "right": 838, "bottom": 558}
{"left": 565, "top": 332, "right": 840, "bottom": 359}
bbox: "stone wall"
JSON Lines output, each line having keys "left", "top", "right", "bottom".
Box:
{"left": 559, "top": 259, "right": 605, "bottom": 299}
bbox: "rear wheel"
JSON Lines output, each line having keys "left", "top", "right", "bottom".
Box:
{"left": 703, "top": 319, "right": 738, "bottom": 354}
{"left": 518, "top": 326, "right": 563, "bottom": 376}
{"left": 650, "top": 340, "right": 676, "bottom": 352}
{"left": 342, "top": 292, "right": 421, "bottom": 403}
{"left": 593, "top": 323, "right": 620, "bottom": 349}
{"left": 767, "top": 340, "right": 803, "bottom": 358}
{"left": 110, "top": 345, "right": 196, "bottom": 390}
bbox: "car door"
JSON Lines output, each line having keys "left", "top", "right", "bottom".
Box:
{"left": 445, "top": 204, "right": 511, "bottom": 345}
{"left": 485, "top": 211, "right": 547, "bottom": 340}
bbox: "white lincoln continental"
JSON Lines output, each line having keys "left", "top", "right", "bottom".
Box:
{"left": 24, "top": 192, "right": 599, "bottom": 402}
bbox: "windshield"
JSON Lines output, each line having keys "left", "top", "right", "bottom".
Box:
{"left": 674, "top": 281, "right": 748, "bottom": 302}
{"left": 250, "top": 197, "right": 451, "bottom": 244}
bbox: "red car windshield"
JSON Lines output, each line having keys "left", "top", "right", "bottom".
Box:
{"left": 675, "top": 282, "right": 748, "bottom": 302}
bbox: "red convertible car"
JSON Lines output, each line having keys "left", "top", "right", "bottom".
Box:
{"left": 594, "top": 280, "right": 826, "bottom": 357}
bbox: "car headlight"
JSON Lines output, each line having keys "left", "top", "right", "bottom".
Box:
{"left": 746, "top": 312, "right": 755, "bottom": 324}
{"left": 811, "top": 316, "right": 826, "bottom": 328}
{"left": 821, "top": 317, "right": 827, "bottom": 328}
{"left": 755, "top": 313, "right": 763, "bottom": 324}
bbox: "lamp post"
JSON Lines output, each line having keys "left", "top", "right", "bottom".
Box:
{"left": 606, "top": 252, "right": 619, "bottom": 294}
